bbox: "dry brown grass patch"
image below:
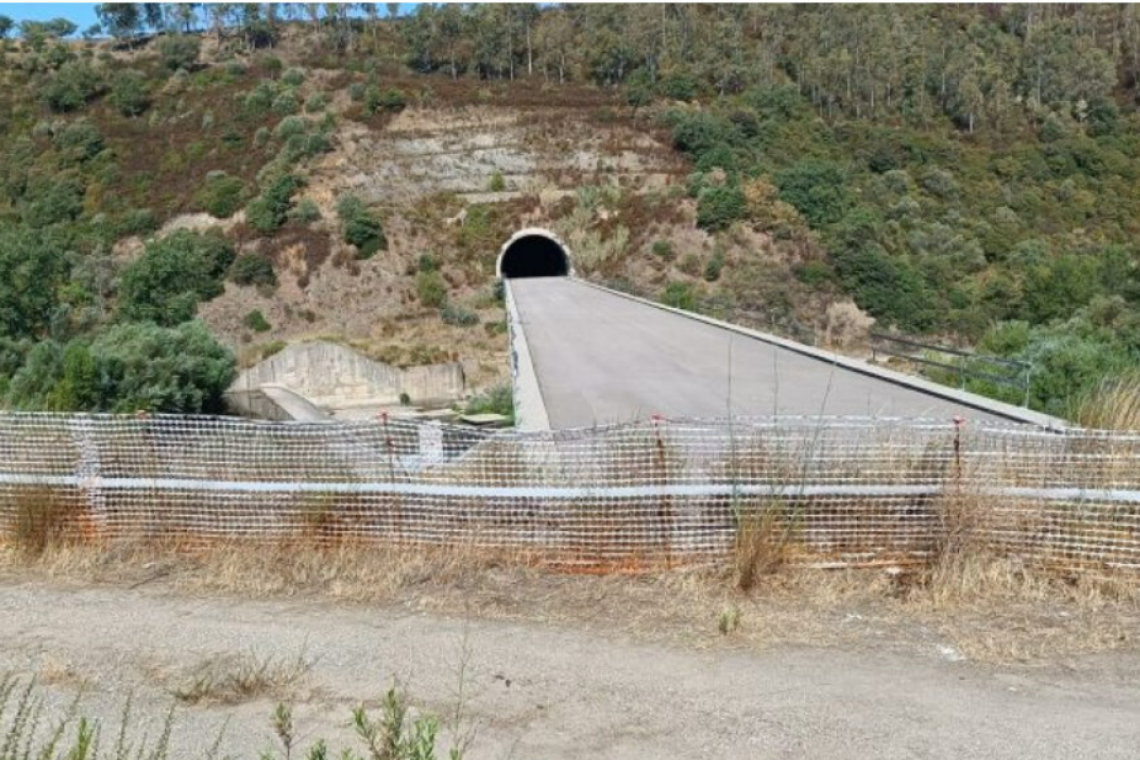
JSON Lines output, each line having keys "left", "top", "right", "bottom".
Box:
{"left": 4, "top": 487, "right": 89, "bottom": 558}
{"left": 170, "top": 649, "right": 312, "bottom": 706}
{"left": 2, "top": 538, "right": 1138, "bottom": 665}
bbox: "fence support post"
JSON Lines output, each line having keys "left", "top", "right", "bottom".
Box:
{"left": 651, "top": 414, "right": 673, "bottom": 564}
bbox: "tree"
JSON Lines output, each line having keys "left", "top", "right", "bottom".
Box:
{"left": 95, "top": 3, "right": 142, "bottom": 41}
{"left": 0, "top": 226, "right": 71, "bottom": 341}
{"left": 118, "top": 231, "right": 236, "bottom": 326}
{"left": 0, "top": 15, "right": 13, "bottom": 40}
{"left": 535, "top": 8, "right": 574, "bottom": 83}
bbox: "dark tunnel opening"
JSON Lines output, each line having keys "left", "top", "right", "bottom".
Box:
{"left": 499, "top": 235, "right": 570, "bottom": 278}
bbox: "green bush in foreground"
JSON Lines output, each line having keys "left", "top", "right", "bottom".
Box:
{"left": 6, "top": 321, "right": 235, "bottom": 413}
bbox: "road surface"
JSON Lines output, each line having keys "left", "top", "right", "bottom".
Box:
{"left": 509, "top": 278, "right": 1020, "bottom": 430}
{"left": 1, "top": 578, "right": 1138, "bottom": 760}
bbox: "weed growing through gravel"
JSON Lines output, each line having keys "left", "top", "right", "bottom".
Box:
{"left": 0, "top": 675, "right": 465, "bottom": 760}
{"left": 171, "top": 649, "right": 312, "bottom": 706}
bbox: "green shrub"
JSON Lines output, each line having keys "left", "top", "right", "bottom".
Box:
{"left": 5, "top": 341, "right": 64, "bottom": 410}
{"left": 488, "top": 171, "right": 505, "bottom": 192}
{"left": 280, "top": 68, "right": 305, "bottom": 87}
{"left": 364, "top": 86, "right": 406, "bottom": 114}
{"left": 51, "top": 119, "right": 104, "bottom": 161}
{"left": 415, "top": 270, "right": 448, "bottom": 308}
{"left": 23, "top": 173, "right": 85, "bottom": 228}
{"left": 625, "top": 68, "right": 654, "bottom": 110}
{"left": 243, "top": 309, "right": 271, "bottom": 332}
{"left": 464, "top": 384, "right": 513, "bottom": 419}
{"left": 336, "top": 194, "right": 387, "bottom": 258}
{"left": 440, "top": 303, "right": 478, "bottom": 327}
{"left": 827, "top": 211, "right": 935, "bottom": 331}
{"left": 109, "top": 69, "right": 149, "bottom": 116}
{"left": 658, "top": 71, "right": 701, "bottom": 102}
{"left": 304, "top": 92, "right": 329, "bottom": 113}
{"left": 347, "top": 82, "right": 365, "bottom": 102}
{"left": 113, "top": 208, "right": 158, "bottom": 237}
{"left": 259, "top": 54, "right": 283, "bottom": 75}
{"left": 289, "top": 198, "right": 321, "bottom": 224}
{"left": 665, "top": 110, "right": 732, "bottom": 157}
{"left": 703, "top": 250, "right": 725, "bottom": 282}
{"left": 417, "top": 253, "right": 436, "bottom": 273}
{"left": 246, "top": 173, "right": 300, "bottom": 234}
{"left": 662, "top": 281, "right": 696, "bottom": 310}
{"left": 273, "top": 115, "right": 308, "bottom": 141}
{"left": 775, "top": 161, "right": 851, "bottom": 227}
{"left": 229, "top": 252, "right": 276, "bottom": 288}
{"left": 194, "top": 173, "right": 248, "bottom": 218}
{"left": 7, "top": 323, "right": 235, "bottom": 413}
{"left": 271, "top": 91, "right": 300, "bottom": 116}
{"left": 156, "top": 35, "right": 200, "bottom": 71}
{"left": 119, "top": 231, "right": 236, "bottom": 326}
{"left": 696, "top": 186, "right": 746, "bottom": 231}
{"left": 651, "top": 240, "right": 675, "bottom": 260}
{"left": 42, "top": 61, "right": 102, "bottom": 112}
{"left": 243, "top": 81, "right": 275, "bottom": 113}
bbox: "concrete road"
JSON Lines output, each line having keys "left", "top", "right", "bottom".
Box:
{"left": 2, "top": 579, "right": 1139, "bottom": 759}
{"left": 510, "top": 278, "right": 1020, "bottom": 429}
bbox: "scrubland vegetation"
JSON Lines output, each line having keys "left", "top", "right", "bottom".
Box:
{"left": 0, "top": 4, "right": 1139, "bottom": 419}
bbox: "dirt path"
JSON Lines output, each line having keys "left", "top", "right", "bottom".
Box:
{"left": 1, "top": 577, "right": 1138, "bottom": 759}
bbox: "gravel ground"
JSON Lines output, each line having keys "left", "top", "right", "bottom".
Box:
{"left": 1, "top": 577, "right": 1139, "bottom": 759}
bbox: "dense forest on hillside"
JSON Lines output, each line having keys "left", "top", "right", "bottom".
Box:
{"left": 2, "top": 4, "right": 1140, "bottom": 419}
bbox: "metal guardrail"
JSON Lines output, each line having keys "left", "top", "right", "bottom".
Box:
{"left": 870, "top": 333, "right": 1032, "bottom": 406}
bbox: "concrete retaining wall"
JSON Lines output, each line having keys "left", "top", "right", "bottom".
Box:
{"left": 230, "top": 342, "right": 464, "bottom": 413}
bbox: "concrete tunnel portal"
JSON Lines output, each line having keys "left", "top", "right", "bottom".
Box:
{"left": 497, "top": 228, "right": 572, "bottom": 279}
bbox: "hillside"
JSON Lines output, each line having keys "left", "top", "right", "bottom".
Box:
{"left": 2, "top": 4, "right": 1140, "bottom": 420}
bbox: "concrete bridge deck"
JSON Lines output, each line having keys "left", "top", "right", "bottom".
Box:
{"left": 508, "top": 277, "right": 1059, "bottom": 431}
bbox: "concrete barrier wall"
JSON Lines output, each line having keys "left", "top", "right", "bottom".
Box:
{"left": 230, "top": 342, "right": 464, "bottom": 411}
{"left": 402, "top": 363, "right": 465, "bottom": 405}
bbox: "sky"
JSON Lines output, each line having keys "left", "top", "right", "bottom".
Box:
{"left": 1, "top": 3, "right": 102, "bottom": 30}
{"left": 0, "top": 3, "right": 415, "bottom": 32}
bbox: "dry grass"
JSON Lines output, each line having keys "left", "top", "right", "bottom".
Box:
{"left": 1075, "top": 370, "right": 1140, "bottom": 430}
{"left": 170, "top": 650, "right": 312, "bottom": 706}
{"left": 1, "top": 538, "right": 1137, "bottom": 666}
{"left": 5, "top": 487, "right": 87, "bottom": 558}
{"left": 731, "top": 501, "right": 793, "bottom": 591}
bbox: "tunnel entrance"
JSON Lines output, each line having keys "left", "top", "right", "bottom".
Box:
{"left": 497, "top": 229, "right": 572, "bottom": 279}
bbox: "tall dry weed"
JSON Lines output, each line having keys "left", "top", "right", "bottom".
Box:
{"left": 5, "top": 485, "right": 86, "bottom": 557}
{"left": 732, "top": 501, "right": 792, "bottom": 591}
{"left": 1075, "top": 370, "right": 1140, "bottom": 430}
